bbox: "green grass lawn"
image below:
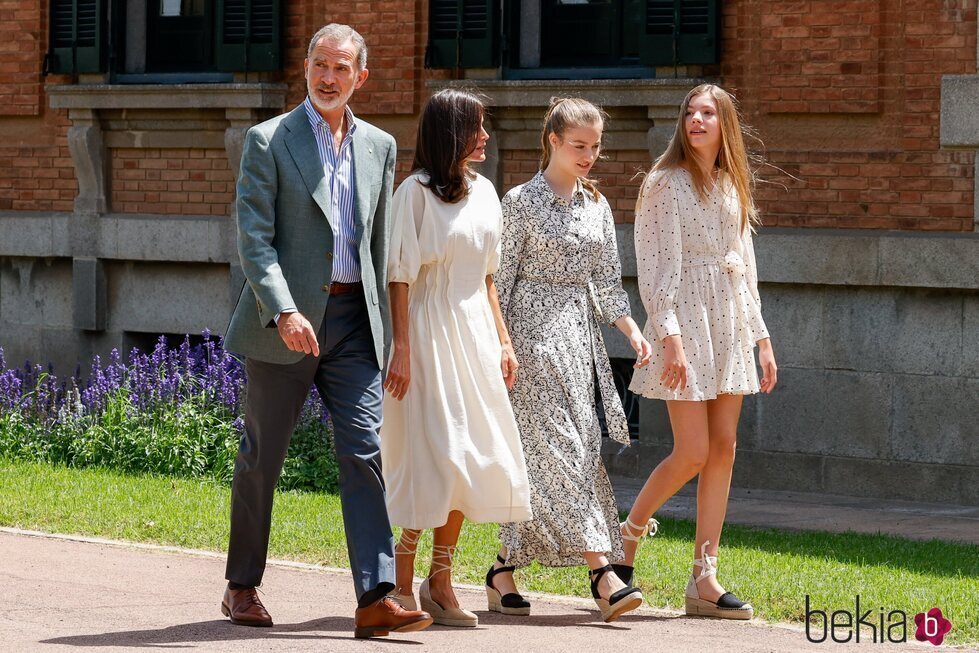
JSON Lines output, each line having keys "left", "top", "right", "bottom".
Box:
{"left": 2, "top": 458, "right": 976, "bottom": 644}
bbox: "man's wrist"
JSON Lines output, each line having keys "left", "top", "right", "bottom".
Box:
{"left": 274, "top": 308, "right": 298, "bottom": 325}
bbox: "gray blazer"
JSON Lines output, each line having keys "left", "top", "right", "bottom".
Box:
{"left": 224, "top": 104, "right": 396, "bottom": 365}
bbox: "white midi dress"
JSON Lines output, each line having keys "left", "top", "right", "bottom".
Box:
{"left": 381, "top": 172, "right": 533, "bottom": 530}
{"left": 629, "top": 167, "right": 770, "bottom": 401}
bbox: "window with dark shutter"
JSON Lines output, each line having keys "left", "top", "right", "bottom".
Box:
{"left": 146, "top": 0, "right": 215, "bottom": 72}
{"left": 47, "top": 0, "right": 104, "bottom": 74}
{"left": 640, "top": 0, "right": 719, "bottom": 66}
{"left": 426, "top": 0, "right": 498, "bottom": 69}
{"left": 215, "top": 0, "right": 282, "bottom": 72}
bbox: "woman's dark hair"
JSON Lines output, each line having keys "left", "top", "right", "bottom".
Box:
{"left": 412, "top": 89, "right": 485, "bottom": 204}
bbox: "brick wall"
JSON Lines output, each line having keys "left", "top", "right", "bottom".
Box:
{"left": 283, "top": 0, "right": 420, "bottom": 113}
{"left": 0, "top": 0, "right": 43, "bottom": 116}
{"left": 0, "top": 111, "right": 74, "bottom": 212}
{"left": 718, "top": 0, "right": 977, "bottom": 231}
{"left": 0, "top": 0, "right": 973, "bottom": 232}
{"left": 110, "top": 149, "right": 234, "bottom": 216}
{"left": 0, "top": 0, "right": 73, "bottom": 211}
{"left": 754, "top": 0, "right": 882, "bottom": 114}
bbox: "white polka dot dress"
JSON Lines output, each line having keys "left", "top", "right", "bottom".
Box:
{"left": 629, "top": 167, "right": 770, "bottom": 402}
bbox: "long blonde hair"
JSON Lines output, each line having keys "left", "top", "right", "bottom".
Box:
{"left": 540, "top": 97, "right": 606, "bottom": 201}
{"left": 641, "top": 84, "right": 759, "bottom": 233}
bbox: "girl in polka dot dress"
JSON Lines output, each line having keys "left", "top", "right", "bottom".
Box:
{"left": 621, "top": 84, "right": 779, "bottom": 620}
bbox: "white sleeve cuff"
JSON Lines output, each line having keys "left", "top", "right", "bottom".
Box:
{"left": 274, "top": 308, "right": 298, "bottom": 325}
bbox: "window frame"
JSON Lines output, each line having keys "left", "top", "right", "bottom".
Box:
{"left": 426, "top": 0, "right": 720, "bottom": 78}
{"left": 46, "top": 0, "right": 282, "bottom": 81}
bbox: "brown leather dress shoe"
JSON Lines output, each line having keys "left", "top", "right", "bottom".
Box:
{"left": 221, "top": 585, "right": 273, "bottom": 627}
{"left": 354, "top": 596, "right": 433, "bottom": 639}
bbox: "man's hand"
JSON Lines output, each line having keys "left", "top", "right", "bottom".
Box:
{"left": 277, "top": 312, "right": 320, "bottom": 357}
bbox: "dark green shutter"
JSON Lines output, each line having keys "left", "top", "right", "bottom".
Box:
{"left": 426, "top": 0, "right": 497, "bottom": 69}
{"left": 48, "top": 0, "right": 104, "bottom": 74}
{"left": 215, "top": 0, "right": 281, "bottom": 72}
{"left": 640, "top": 0, "right": 719, "bottom": 66}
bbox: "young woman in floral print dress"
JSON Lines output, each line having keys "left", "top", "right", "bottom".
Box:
{"left": 487, "top": 98, "right": 652, "bottom": 623}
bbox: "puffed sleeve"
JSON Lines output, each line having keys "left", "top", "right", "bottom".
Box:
{"left": 495, "top": 188, "right": 526, "bottom": 316}
{"left": 591, "top": 196, "right": 631, "bottom": 324}
{"left": 387, "top": 176, "right": 427, "bottom": 285}
{"left": 742, "top": 226, "right": 770, "bottom": 341}
{"left": 635, "top": 169, "right": 683, "bottom": 340}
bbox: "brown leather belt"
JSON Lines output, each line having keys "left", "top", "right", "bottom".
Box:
{"left": 328, "top": 281, "right": 363, "bottom": 296}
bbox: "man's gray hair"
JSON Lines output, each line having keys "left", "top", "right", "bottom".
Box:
{"left": 307, "top": 24, "right": 368, "bottom": 70}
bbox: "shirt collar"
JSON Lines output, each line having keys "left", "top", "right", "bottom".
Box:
{"left": 303, "top": 97, "right": 358, "bottom": 138}
{"left": 532, "top": 170, "right": 586, "bottom": 205}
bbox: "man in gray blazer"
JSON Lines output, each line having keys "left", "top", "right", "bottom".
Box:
{"left": 222, "top": 24, "right": 431, "bottom": 639}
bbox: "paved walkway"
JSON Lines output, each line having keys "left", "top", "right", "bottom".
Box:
{"left": 0, "top": 529, "right": 942, "bottom": 653}
{"left": 611, "top": 476, "right": 979, "bottom": 545}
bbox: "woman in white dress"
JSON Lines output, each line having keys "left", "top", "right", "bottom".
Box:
{"left": 489, "top": 98, "right": 651, "bottom": 623}
{"left": 623, "top": 84, "right": 779, "bottom": 620}
{"left": 381, "top": 89, "right": 532, "bottom": 628}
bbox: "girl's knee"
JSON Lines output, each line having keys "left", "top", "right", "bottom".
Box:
{"left": 670, "top": 446, "right": 709, "bottom": 474}
{"left": 709, "top": 433, "right": 738, "bottom": 463}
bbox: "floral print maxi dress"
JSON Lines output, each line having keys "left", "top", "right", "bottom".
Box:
{"left": 497, "top": 172, "right": 631, "bottom": 568}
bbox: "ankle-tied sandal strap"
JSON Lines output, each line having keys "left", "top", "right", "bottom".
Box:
{"left": 590, "top": 564, "right": 640, "bottom": 605}
{"left": 588, "top": 564, "right": 614, "bottom": 599}
{"left": 395, "top": 528, "right": 422, "bottom": 555}
{"left": 488, "top": 553, "right": 516, "bottom": 578}
{"left": 430, "top": 544, "right": 457, "bottom": 577}
{"left": 693, "top": 540, "right": 719, "bottom": 582}
{"left": 621, "top": 517, "right": 660, "bottom": 543}
{"left": 589, "top": 564, "right": 614, "bottom": 581}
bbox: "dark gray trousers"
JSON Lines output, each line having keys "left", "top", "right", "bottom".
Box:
{"left": 225, "top": 290, "right": 395, "bottom": 602}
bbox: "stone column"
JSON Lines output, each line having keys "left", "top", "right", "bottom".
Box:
{"left": 65, "top": 108, "right": 107, "bottom": 331}
{"left": 482, "top": 116, "right": 503, "bottom": 192}
{"left": 224, "top": 108, "right": 260, "bottom": 311}
{"left": 647, "top": 106, "right": 678, "bottom": 163}
{"left": 224, "top": 107, "right": 260, "bottom": 185}
{"left": 66, "top": 108, "right": 108, "bottom": 215}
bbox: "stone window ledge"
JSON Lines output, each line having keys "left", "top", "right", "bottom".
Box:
{"left": 429, "top": 78, "right": 700, "bottom": 111}
{"left": 46, "top": 83, "right": 288, "bottom": 111}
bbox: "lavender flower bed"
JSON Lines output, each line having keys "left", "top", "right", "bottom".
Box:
{"left": 0, "top": 332, "right": 339, "bottom": 493}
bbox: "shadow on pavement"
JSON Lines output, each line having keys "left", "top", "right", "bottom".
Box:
{"left": 470, "top": 608, "right": 675, "bottom": 630}
{"left": 39, "top": 609, "right": 675, "bottom": 647}
{"left": 39, "top": 616, "right": 427, "bottom": 647}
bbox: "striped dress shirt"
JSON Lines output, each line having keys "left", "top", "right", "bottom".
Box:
{"left": 304, "top": 96, "right": 361, "bottom": 283}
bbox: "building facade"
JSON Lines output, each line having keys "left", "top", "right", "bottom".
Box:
{"left": 0, "top": 0, "right": 976, "bottom": 504}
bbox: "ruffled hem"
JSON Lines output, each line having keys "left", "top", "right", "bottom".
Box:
{"left": 629, "top": 379, "right": 760, "bottom": 402}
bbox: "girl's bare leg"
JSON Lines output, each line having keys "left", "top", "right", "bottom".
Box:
{"left": 692, "top": 393, "right": 743, "bottom": 601}
{"left": 621, "top": 400, "right": 710, "bottom": 565}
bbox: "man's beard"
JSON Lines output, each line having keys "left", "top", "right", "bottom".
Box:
{"left": 308, "top": 83, "right": 353, "bottom": 114}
